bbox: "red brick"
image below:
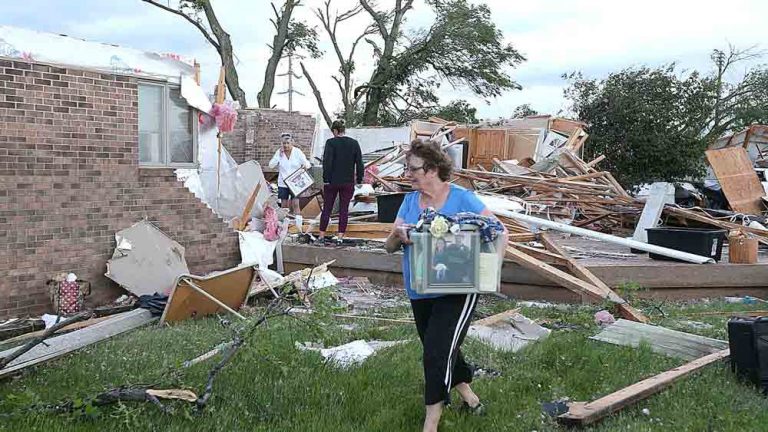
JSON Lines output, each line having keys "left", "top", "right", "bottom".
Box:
{"left": 0, "top": 58, "right": 241, "bottom": 319}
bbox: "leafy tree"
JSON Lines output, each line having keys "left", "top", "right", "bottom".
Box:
{"left": 511, "top": 103, "right": 538, "bottom": 118}
{"left": 306, "top": 0, "right": 524, "bottom": 126}
{"left": 564, "top": 46, "right": 768, "bottom": 188}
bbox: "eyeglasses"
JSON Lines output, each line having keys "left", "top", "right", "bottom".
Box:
{"left": 404, "top": 165, "right": 426, "bottom": 173}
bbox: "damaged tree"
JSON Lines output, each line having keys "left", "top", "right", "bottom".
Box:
{"left": 141, "top": 0, "right": 248, "bottom": 107}
{"left": 306, "top": 0, "right": 525, "bottom": 126}
{"left": 142, "top": 0, "right": 319, "bottom": 109}
{"left": 258, "top": 0, "right": 322, "bottom": 109}
{"left": 303, "top": 0, "right": 377, "bottom": 126}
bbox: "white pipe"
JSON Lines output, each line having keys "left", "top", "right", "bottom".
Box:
{"left": 495, "top": 209, "right": 715, "bottom": 264}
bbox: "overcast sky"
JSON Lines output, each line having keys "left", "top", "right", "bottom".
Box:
{"left": 4, "top": 0, "right": 768, "bottom": 120}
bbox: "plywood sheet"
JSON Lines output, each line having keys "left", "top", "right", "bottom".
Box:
{"left": 161, "top": 265, "right": 256, "bottom": 324}
{"left": 706, "top": 146, "right": 765, "bottom": 214}
{"left": 591, "top": 319, "right": 728, "bottom": 360}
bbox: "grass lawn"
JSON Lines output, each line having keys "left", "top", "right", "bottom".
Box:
{"left": 1, "top": 294, "right": 768, "bottom": 431}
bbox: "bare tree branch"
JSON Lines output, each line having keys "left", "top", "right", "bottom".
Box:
{"left": 140, "top": 0, "right": 220, "bottom": 50}
{"left": 359, "top": 0, "right": 389, "bottom": 40}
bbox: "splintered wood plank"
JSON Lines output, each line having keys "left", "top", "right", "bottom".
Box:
{"left": 590, "top": 319, "right": 728, "bottom": 360}
{"left": 558, "top": 349, "right": 730, "bottom": 426}
{"left": 505, "top": 246, "right": 608, "bottom": 301}
{"left": 161, "top": 265, "right": 255, "bottom": 324}
{"left": 0, "top": 309, "right": 155, "bottom": 378}
{"left": 539, "top": 234, "right": 649, "bottom": 323}
{"left": 706, "top": 146, "right": 765, "bottom": 215}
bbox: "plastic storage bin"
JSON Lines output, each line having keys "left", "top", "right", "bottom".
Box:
{"left": 646, "top": 227, "right": 727, "bottom": 262}
{"left": 409, "top": 225, "right": 504, "bottom": 295}
{"left": 376, "top": 193, "right": 407, "bottom": 223}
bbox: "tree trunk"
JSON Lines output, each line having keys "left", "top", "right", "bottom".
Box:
{"left": 200, "top": 1, "right": 248, "bottom": 107}
{"left": 258, "top": 1, "right": 298, "bottom": 108}
{"left": 301, "top": 62, "right": 333, "bottom": 128}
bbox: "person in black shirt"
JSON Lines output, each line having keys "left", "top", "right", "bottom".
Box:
{"left": 317, "top": 120, "right": 364, "bottom": 245}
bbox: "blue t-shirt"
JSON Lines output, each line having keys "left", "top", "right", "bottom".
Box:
{"left": 396, "top": 184, "right": 487, "bottom": 300}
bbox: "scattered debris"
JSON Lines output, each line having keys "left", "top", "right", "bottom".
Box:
{"left": 591, "top": 319, "right": 728, "bottom": 360}
{"left": 468, "top": 309, "right": 550, "bottom": 352}
{"left": 558, "top": 349, "right": 730, "bottom": 426}
{"left": 594, "top": 310, "right": 616, "bottom": 327}
{"left": 0, "top": 309, "right": 156, "bottom": 378}
{"left": 161, "top": 264, "right": 258, "bottom": 324}
{"left": 105, "top": 220, "right": 190, "bottom": 297}
{"left": 297, "top": 339, "right": 409, "bottom": 368}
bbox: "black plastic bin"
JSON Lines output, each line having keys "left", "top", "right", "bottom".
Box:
{"left": 646, "top": 227, "right": 727, "bottom": 262}
{"left": 377, "top": 193, "right": 407, "bottom": 223}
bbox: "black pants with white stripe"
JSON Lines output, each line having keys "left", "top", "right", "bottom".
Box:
{"left": 411, "top": 294, "right": 478, "bottom": 405}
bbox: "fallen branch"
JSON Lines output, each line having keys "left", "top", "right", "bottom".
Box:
{"left": 0, "top": 311, "right": 92, "bottom": 370}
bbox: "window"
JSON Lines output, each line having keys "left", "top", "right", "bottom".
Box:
{"left": 138, "top": 82, "right": 196, "bottom": 166}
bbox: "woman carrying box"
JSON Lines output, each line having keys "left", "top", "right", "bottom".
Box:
{"left": 385, "top": 139, "right": 507, "bottom": 432}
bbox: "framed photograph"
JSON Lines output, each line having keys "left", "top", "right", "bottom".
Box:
{"left": 284, "top": 167, "right": 314, "bottom": 197}
{"left": 425, "top": 231, "right": 480, "bottom": 292}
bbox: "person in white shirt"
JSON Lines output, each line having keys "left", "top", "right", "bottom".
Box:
{"left": 268, "top": 132, "right": 311, "bottom": 214}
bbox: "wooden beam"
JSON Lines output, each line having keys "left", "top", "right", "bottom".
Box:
{"left": 215, "top": 65, "right": 226, "bottom": 104}
{"left": 235, "top": 183, "right": 262, "bottom": 231}
{"left": 558, "top": 349, "right": 730, "bottom": 426}
{"left": 586, "top": 154, "right": 606, "bottom": 167}
{"left": 540, "top": 234, "right": 649, "bottom": 323}
{"left": 510, "top": 243, "right": 569, "bottom": 266}
{"left": 504, "top": 246, "right": 609, "bottom": 301}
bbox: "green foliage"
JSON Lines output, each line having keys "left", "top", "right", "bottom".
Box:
{"left": 565, "top": 47, "right": 768, "bottom": 188}
{"left": 564, "top": 66, "right": 714, "bottom": 188}
{"left": 512, "top": 103, "right": 539, "bottom": 118}
{"left": 286, "top": 21, "right": 322, "bottom": 59}
{"left": 359, "top": 0, "right": 524, "bottom": 125}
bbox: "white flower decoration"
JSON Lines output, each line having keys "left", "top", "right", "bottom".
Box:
{"left": 429, "top": 216, "right": 449, "bottom": 238}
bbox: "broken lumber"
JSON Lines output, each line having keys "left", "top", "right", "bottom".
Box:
{"left": 0, "top": 309, "right": 156, "bottom": 379}
{"left": 0, "top": 311, "right": 92, "bottom": 369}
{"left": 505, "top": 246, "right": 610, "bottom": 302}
{"left": 539, "top": 234, "right": 648, "bottom": 323}
{"left": 558, "top": 349, "right": 730, "bottom": 427}
{"left": 235, "top": 182, "right": 262, "bottom": 231}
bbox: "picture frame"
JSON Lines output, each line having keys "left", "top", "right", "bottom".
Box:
{"left": 284, "top": 167, "right": 314, "bottom": 197}
{"left": 426, "top": 231, "right": 479, "bottom": 290}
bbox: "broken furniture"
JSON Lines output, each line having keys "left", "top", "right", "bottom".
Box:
{"left": 160, "top": 263, "right": 258, "bottom": 324}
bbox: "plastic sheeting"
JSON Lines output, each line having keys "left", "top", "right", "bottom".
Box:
{"left": 176, "top": 114, "right": 270, "bottom": 220}
{"left": 238, "top": 231, "right": 276, "bottom": 269}
{"left": 0, "top": 25, "right": 194, "bottom": 81}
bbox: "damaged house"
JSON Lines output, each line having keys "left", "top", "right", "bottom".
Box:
{"left": 0, "top": 26, "right": 314, "bottom": 319}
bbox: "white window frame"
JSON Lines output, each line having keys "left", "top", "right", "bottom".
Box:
{"left": 138, "top": 80, "right": 198, "bottom": 168}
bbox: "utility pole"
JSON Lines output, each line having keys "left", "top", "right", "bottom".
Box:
{"left": 277, "top": 48, "right": 305, "bottom": 112}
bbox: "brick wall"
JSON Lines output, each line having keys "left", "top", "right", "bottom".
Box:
{"left": 222, "top": 108, "right": 316, "bottom": 168}
{"left": 0, "top": 58, "right": 240, "bottom": 319}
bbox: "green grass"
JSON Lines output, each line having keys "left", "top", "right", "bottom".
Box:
{"left": 1, "top": 298, "right": 768, "bottom": 431}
